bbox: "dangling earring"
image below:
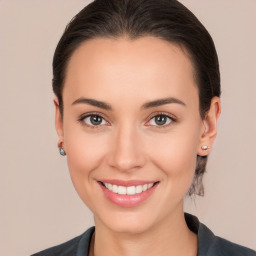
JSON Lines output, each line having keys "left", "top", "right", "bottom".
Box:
{"left": 201, "top": 145, "right": 209, "bottom": 150}
{"left": 58, "top": 142, "right": 66, "bottom": 156}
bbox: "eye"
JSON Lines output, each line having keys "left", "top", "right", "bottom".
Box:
{"left": 147, "top": 113, "right": 175, "bottom": 127}
{"left": 80, "top": 114, "right": 108, "bottom": 127}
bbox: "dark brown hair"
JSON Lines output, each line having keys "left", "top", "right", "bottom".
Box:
{"left": 52, "top": 0, "right": 221, "bottom": 196}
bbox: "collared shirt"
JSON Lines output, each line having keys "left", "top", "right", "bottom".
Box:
{"left": 31, "top": 213, "right": 256, "bottom": 256}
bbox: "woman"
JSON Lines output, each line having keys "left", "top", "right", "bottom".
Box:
{"left": 32, "top": 0, "right": 255, "bottom": 255}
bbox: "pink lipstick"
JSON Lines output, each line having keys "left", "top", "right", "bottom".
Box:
{"left": 98, "top": 180, "right": 159, "bottom": 207}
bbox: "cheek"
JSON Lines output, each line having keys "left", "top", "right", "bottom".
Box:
{"left": 148, "top": 126, "right": 200, "bottom": 192}
{"left": 154, "top": 139, "right": 197, "bottom": 181}
{"left": 64, "top": 116, "right": 109, "bottom": 167}
{"left": 66, "top": 133, "right": 104, "bottom": 174}
{"left": 63, "top": 124, "right": 109, "bottom": 198}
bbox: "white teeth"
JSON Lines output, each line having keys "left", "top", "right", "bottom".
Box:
{"left": 136, "top": 185, "right": 143, "bottom": 194}
{"left": 142, "top": 184, "right": 148, "bottom": 191}
{"left": 127, "top": 186, "right": 136, "bottom": 195}
{"left": 118, "top": 186, "right": 126, "bottom": 195}
{"left": 148, "top": 183, "right": 153, "bottom": 189}
{"left": 106, "top": 183, "right": 112, "bottom": 190}
{"left": 103, "top": 182, "right": 155, "bottom": 195}
{"left": 112, "top": 184, "right": 118, "bottom": 193}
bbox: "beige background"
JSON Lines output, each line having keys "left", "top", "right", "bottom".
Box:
{"left": 0, "top": 0, "right": 255, "bottom": 255}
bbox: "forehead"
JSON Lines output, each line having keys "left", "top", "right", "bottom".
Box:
{"left": 63, "top": 36, "right": 198, "bottom": 106}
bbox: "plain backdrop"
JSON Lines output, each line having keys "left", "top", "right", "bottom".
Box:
{"left": 0, "top": 0, "right": 256, "bottom": 255}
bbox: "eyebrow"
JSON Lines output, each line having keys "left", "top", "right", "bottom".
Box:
{"left": 72, "top": 97, "right": 186, "bottom": 110}
{"left": 141, "top": 97, "right": 186, "bottom": 109}
{"left": 72, "top": 98, "right": 112, "bottom": 110}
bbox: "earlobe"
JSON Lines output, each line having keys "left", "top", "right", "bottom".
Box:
{"left": 198, "top": 96, "right": 221, "bottom": 156}
{"left": 53, "top": 96, "right": 64, "bottom": 147}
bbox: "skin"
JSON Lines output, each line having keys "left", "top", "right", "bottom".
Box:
{"left": 54, "top": 36, "right": 221, "bottom": 256}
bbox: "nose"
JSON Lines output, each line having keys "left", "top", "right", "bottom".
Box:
{"left": 106, "top": 124, "right": 146, "bottom": 172}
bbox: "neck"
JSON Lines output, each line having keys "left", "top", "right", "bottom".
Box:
{"left": 91, "top": 204, "right": 197, "bottom": 256}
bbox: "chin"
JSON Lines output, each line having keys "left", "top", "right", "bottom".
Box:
{"left": 108, "top": 221, "right": 151, "bottom": 235}
{"left": 95, "top": 210, "right": 156, "bottom": 235}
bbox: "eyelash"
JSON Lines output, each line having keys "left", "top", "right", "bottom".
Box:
{"left": 146, "top": 112, "right": 177, "bottom": 129}
{"left": 78, "top": 111, "right": 177, "bottom": 129}
{"left": 78, "top": 112, "right": 109, "bottom": 130}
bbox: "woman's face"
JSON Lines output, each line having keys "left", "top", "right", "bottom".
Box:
{"left": 55, "top": 36, "right": 218, "bottom": 234}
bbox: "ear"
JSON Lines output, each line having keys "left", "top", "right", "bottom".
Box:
{"left": 53, "top": 96, "right": 64, "bottom": 148}
{"left": 198, "top": 96, "right": 221, "bottom": 156}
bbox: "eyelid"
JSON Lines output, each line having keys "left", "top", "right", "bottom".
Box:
{"left": 78, "top": 111, "right": 110, "bottom": 128}
{"left": 145, "top": 111, "right": 177, "bottom": 128}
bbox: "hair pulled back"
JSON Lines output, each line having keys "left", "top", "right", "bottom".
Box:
{"left": 52, "top": 0, "right": 221, "bottom": 196}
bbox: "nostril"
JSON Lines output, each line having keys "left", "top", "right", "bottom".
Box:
{"left": 106, "top": 141, "right": 146, "bottom": 172}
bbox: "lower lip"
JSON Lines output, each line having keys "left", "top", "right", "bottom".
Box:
{"left": 99, "top": 182, "right": 159, "bottom": 207}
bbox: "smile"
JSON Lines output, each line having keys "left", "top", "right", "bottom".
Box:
{"left": 103, "top": 182, "right": 154, "bottom": 195}
{"left": 98, "top": 180, "right": 159, "bottom": 207}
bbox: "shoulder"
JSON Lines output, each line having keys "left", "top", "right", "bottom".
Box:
{"left": 198, "top": 222, "right": 256, "bottom": 256}
{"left": 30, "top": 227, "right": 95, "bottom": 256}
{"left": 184, "top": 213, "right": 256, "bottom": 256}
{"left": 207, "top": 235, "right": 256, "bottom": 256}
{"left": 30, "top": 235, "right": 81, "bottom": 256}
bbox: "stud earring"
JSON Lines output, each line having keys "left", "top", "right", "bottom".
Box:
{"left": 59, "top": 147, "right": 66, "bottom": 156}
{"left": 58, "top": 142, "right": 66, "bottom": 156}
{"left": 201, "top": 145, "right": 209, "bottom": 150}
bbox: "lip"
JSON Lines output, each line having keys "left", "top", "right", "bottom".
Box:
{"left": 98, "top": 180, "right": 159, "bottom": 208}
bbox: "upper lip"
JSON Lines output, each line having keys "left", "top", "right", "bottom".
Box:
{"left": 99, "top": 179, "right": 159, "bottom": 187}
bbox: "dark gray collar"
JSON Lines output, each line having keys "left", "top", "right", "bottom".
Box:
{"left": 185, "top": 212, "right": 215, "bottom": 256}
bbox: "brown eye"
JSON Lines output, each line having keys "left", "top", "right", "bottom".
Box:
{"left": 155, "top": 115, "right": 168, "bottom": 125}
{"left": 90, "top": 115, "right": 102, "bottom": 125}
{"left": 83, "top": 115, "right": 107, "bottom": 126}
{"left": 148, "top": 114, "right": 173, "bottom": 127}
